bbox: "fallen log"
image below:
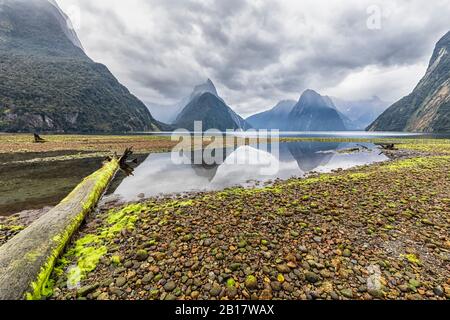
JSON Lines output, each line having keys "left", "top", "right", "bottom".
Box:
{"left": 375, "top": 143, "right": 398, "bottom": 151}
{"left": 0, "top": 155, "right": 122, "bottom": 300}
{"left": 34, "top": 133, "right": 46, "bottom": 143}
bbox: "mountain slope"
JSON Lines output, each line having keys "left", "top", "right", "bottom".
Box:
{"left": 0, "top": 0, "right": 162, "bottom": 133}
{"left": 368, "top": 31, "right": 450, "bottom": 132}
{"left": 246, "top": 100, "right": 296, "bottom": 130}
{"left": 173, "top": 80, "right": 251, "bottom": 131}
{"left": 174, "top": 93, "right": 250, "bottom": 131}
{"left": 288, "top": 90, "right": 347, "bottom": 131}
{"left": 147, "top": 79, "right": 219, "bottom": 124}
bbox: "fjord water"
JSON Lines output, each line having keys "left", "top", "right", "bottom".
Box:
{"left": 110, "top": 141, "right": 388, "bottom": 203}
{"left": 4, "top": 131, "right": 428, "bottom": 216}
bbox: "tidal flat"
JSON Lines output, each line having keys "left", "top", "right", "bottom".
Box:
{"left": 44, "top": 139, "right": 450, "bottom": 300}
{"left": 1, "top": 135, "right": 449, "bottom": 300}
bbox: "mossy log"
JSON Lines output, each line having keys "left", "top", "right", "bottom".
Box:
{"left": 0, "top": 158, "right": 119, "bottom": 300}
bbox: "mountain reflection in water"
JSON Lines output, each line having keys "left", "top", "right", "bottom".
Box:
{"left": 111, "top": 142, "right": 388, "bottom": 202}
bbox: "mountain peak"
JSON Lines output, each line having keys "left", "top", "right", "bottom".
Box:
{"left": 175, "top": 89, "right": 251, "bottom": 131}
{"left": 289, "top": 89, "right": 346, "bottom": 131}
{"left": 190, "top": 78, "right": 219, "bottom": 100}
{"left": 428, "top": 31, "right": 450, "bottom": 68}
{"left": 301, "top": 89, "right": 320, "bottom": 97}
{"left": 47, "top": 0, "right": 84, "bottom": 51}
{"left": 298, "top": 89, "right": 331, "bottom": 108}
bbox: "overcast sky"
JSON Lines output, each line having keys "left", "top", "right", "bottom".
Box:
{"left": 57, "top": 0, "right": 450, "bottom": 117}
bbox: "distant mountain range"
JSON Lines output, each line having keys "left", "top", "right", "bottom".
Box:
{"left": 246, "top": 91, "right": 390, "bottom": 131}
{"left": 173, "top": 79, "right": 251, "bottom": 131}
{"left": 0, "top": 0, "right": 164, "bottom": 133}
{"left": 368, "top": 31, "right": 450, "bottom": 132}
{"left": 246, "top": 100, "right": 297, "bottom": 129}
{"left": 332, "top": 96, "right": 390, "bottom": 130}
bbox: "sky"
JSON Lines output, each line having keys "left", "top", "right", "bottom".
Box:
{"left": 57, "top": 0, "right": 450, "bottom": 117}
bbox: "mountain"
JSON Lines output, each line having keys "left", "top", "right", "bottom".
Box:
{"left": 173, "top": 80, "right": 251, "bottom": 131}
{"left": 0, "top": 0, "right": 163, "bottom": 133}
{"left": 331, "top": 96, "right": 390, "bottom": 130}
{"left": 147, "top": 79, "right": 219, "bottom": 124}
{"left": 288, "top": 90, "right": 347, "bottom": 131}
{"left": 174, "top": 93, "right": 251, "bottom": 131}
{"left": 368, "top": 31, "right": 450, "bottom": 132}
{"left": 246, "top": 100, "right": 296, "bottom": 129}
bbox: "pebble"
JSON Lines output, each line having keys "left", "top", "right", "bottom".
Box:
{"left": 245, "top": 275, "right": 258, "bottom": 290}
{"left": 164, "top": 281, "right": 176, "bottom": 292}
{"left": 226, "top": 287, "right": 238, "bottom": 298}
{"left": 341, "top": 288, "right": 354, "bottom": 299}
{"left": 116, "top": 277, "right": 127, "bottom": 287}
{"left": 77, "top": 283, "right": 99, "bottom": 297}
{"left": 277, "top": 264, "right": 291, "bottom": 273}
{"left": 305, "top": 271, "right": 320, "bottom": 284}
{"left": 210, "top": 285, "right": 222, "bottom": 297}
{"left": 136, "top": 249, "right": 149, "bottom": 261}
{"left": 433, "top": 286, "right": 444, "bottom": 297}
{"left": 271, "top": 281, "right": 282, "bottom": 291}
{"left": 343, "top": 249, "right": 352, "bottom": 257}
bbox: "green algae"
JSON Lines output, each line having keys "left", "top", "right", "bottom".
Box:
{"left": 0, "top": 224, "right": 25, "bottom": 232}
{"left": 402, "top": 254, "right": 422, "bottom": 266}
{"left": 50, "top": 203, "right": 143, "bottom": 289}
{"left": 24, "top": 158, "right": 119, "bottom": 300}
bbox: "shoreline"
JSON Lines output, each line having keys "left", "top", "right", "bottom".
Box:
{"left": 1, "top": 137, "right": 449, "bottom": 300}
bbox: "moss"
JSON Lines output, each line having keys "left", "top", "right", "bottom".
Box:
{"left": 24, "top": 158, "right": 119, "bottom": 300}
{"left": 111, "top": 255, "right": 121, "bottom": 265}
{"left": 50, "top": 197, "right": 142, "bottom": 290}
{"left": 402, "top": 253, "right": 421, "bottom": 266}
{"left": 0, "top": 224, "right": 25, "bottom": 232}
{"left": 226, "top": 278, "right": 236, "bottom": 287}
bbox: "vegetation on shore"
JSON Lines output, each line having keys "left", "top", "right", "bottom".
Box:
{"left": 0, "top": 134, "right": 176, "bottom": 155}
{"left": 2, "top": 133, "right": 449, "bottom": 157}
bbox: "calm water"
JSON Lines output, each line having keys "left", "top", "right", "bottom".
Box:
{"left": 6, "top": 130, "right": 438, "bottom": 216}
{"left": 144, "top": 130, "right": 450, "bottom": 139}
{"left": 109, "top": 141, "right": 388, "bottom": 203}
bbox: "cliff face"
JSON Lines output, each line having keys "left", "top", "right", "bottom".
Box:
{"left": 288, "top": 90, "right": 347, "bottom": 131}
{"left": 173, "top": 79, "right": 251, "bottom": 131}
{"left": 174, "top": 93, "right": 251, "bottom": 131}
{"left": 368, "top": 31, "right": 450, "bottom": 133}
{"left": 0, "top": 0, "right": 162, "bottom": 133}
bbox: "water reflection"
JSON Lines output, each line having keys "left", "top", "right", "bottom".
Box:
{"left": 111, "top": 142, "right": 388, "bottom": 202}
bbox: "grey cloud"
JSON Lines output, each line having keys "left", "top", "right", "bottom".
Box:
{"left": 57, "top": 0, "right": 450, "bottom": 117}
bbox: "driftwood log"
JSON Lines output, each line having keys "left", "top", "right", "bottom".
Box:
{"left": 34, "top": 133, "right": 46, "bottom": 143}
{"left": 375, "top": 143, "right": 398, "bottom": 151}
{"left": 0, "top": 148, "right": 134, "bottom": 300}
